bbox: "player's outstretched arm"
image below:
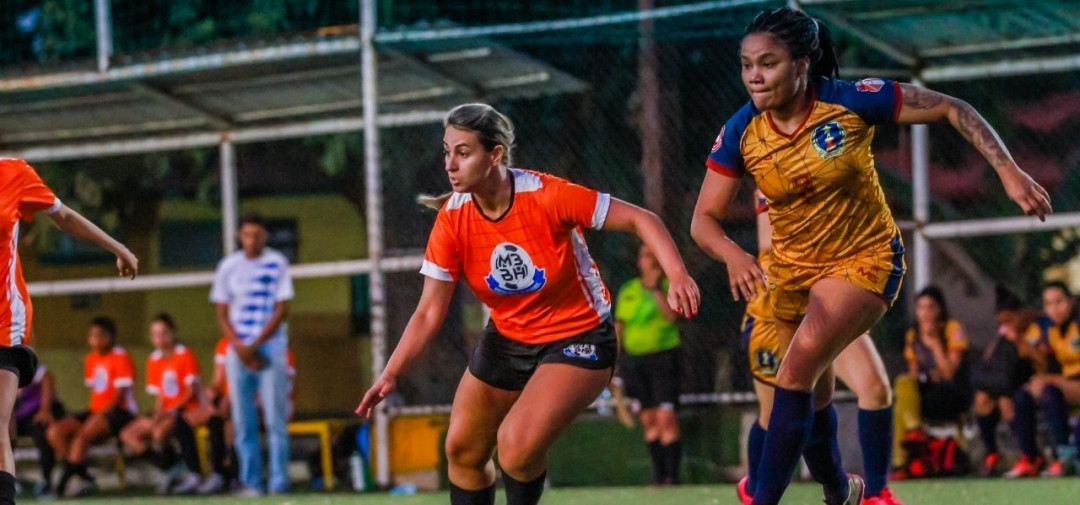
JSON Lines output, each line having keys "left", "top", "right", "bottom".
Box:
{"left": 355, "top": 276, "right": 456, "bottom": 418}
{"left": 690, "top": 171, "right": 764, "bottom": 302}
{"left": 896, "top": 83, "right": 1052, "bottom": 221}
{"left": 603, "top": 198, "right": 699, "bottom": 318}
{"left": 46, "top": 204, "right": 138, "bottom": 278}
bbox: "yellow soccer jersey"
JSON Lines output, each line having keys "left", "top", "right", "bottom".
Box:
{"left": 1025, "top": 316, "right": 1080, "bottom": 378}
{"left": 707, "top": 77, "right": 903, "bottom": 269}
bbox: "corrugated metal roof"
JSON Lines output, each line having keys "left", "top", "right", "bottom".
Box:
{"left": 0, "top": 28, "right": 587, "bottom": 158}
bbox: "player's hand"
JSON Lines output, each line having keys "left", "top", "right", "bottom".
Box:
{"left": 356, "top": 374, "right": 396, "bottom": 419}
{"left": 1000, "top": 167, "right": 1052, "bottom": 221}
{"left": 726, "top": 251, "right": 766, "bottom": 302}
{"left": 115, "top": 248, "right": 139, "bottom": 279}
{"left": 32, "top": 409, "right": 54, "bottom": 425}
{"left": 665, "top": 272, "right": 700, "bottom": 319}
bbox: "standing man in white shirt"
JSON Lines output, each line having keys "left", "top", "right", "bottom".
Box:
{"left": 210, "top": 214, "right": 294, "bottom": 496}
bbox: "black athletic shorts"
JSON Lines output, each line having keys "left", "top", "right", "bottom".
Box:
{"left": 620, "top": 347, "right": 681, "bottom": 410}
{"left": 74, "top": 407, "right": 136, "bottom": 436}
{"left": 15, "top": 401, "right": 66, "bottom": 435}
{"left": 469, "top": 319, "right": 617, "bottom": 391}
{"left": 0, "top": 345, "right": 38, "bottom": 388}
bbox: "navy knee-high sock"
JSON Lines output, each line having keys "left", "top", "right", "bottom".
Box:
{"left": 858, "top": 407, "right": 892, "bottom": 497}
{"left": 802, "top": 404, "right": 848, "bottom": 504}
{"left": 1040, "top": 385, "right": 1070, "bottom": 447}
{"left": 449, "top": 482, "right": 495, "bottom": 505}
{"left": 976, "top": 410, "right": 1001, "bottom": 455}
{"left": 1011, "top": 389, "right": 1039, "bottom": 458}
{"left": 751, "top": 387, "right": 814, "bottom": 505}
{"left": 747, "top": 421, "right": 767, "bottom": 493}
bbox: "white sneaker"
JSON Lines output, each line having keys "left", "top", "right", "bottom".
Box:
{"left": 156, "top": 464, "right": 184, "bottom": 495}
{"left": 233, "top": 487, "right": 264, "bottom": 498}
{"left": 172, "top": 472, "right": 203, "bottom": 495}
{"left": 196, "top": 473, "right": 226, "bottom": 495}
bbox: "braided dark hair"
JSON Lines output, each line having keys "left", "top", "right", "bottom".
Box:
{"left": 745, "top": 7, "right": 839, "bottom": 80}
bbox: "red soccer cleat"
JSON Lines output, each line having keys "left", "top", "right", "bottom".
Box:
{"left": 736, "top": 476, "right": 753, "bottom": 505}
{"left": 863, "top": 487, "right": 904, "bottom": 505}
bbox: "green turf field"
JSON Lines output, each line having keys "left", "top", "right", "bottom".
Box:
{"left": 33, "top": 480, "right": 1080, "bottom": 505}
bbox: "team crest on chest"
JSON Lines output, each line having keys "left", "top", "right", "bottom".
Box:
{"left": 485, "top": 243, "right": 546, "bottom": 295}
{"left": 812, "top": 121, "right": 847, "bottom": 159}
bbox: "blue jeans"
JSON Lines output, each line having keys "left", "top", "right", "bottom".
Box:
{"left": 225, "top": 338, "right": 291, "bottom": 493}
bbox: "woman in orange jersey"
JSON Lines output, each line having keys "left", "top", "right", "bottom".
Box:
{"left": 691, "top": 7, "right": 1050, "bottom": 505}
{"left": 47, "top": 318, "right": 137, "bottom": 497}
{"left": 119, "top": 313, "right": 218, "bottom": 494}
{"left": 0, "top": 158, "right": 137, "bottom": 503}
{"left": 355, "top": 103, "right": 699, "bottom": 505}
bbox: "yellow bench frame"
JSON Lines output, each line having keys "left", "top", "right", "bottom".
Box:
{"left": 195, "top": 419, "right": 349, "bottom": 491}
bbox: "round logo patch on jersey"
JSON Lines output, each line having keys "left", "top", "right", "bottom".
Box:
{"left": 812, "top": 121, "right": 847, "bottom": 159}
{"left": 855, "top": 78, "right": 885, "bottom": 92}
{"left": 485, "top": 243, "right": 547, "bottom": 295}
{"left": 711, "top": 126, "right": 725, "bottom": 153}
{"left": 93, "top": 366, "right": 109, "bottom": 393}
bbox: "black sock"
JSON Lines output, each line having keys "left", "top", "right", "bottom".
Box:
{"left": 976, "top": 410, "right": 1001, "bottom": 455}
{"left": 31, "top": 422, "right": 55, "bottom": 488}
{"left": 0, "top": 471, "right": 15, "bottom": 505}
{"left": 661, "top": 440, "right": 682, "bottom": 484}
{"left": 449, "top": 481, "right": 495, "bottom": 505}
{"left": 503, "top": 470, "right": 546, "bottom": 505}
{"left": 208, "top": 416, "right": 229, "bottom": 476}
{"left": 646, "top": 440, "right": 664, "bottom": 484}
{"left": 173, "top": 415, "right": 202, "bottom": 472}
{"left": 56, "top": 462, "right": 86, "bottom": 495}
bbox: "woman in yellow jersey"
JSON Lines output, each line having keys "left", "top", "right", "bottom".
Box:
{"left": 892, "top": 287, "right": 972, "bottom": 472}
{"left": 692, "top": 7, "right": 1050, "bottom": 505}
{"left": 738, "top": 191, "right": 900, "bottom": 505}
{"left": 1006, "top": 282, "right": 1080, "bottom": 478}
{"left": 613, "top": 245, "right": 683, "bottom": 485}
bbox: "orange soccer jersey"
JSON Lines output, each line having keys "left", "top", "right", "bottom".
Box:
{"left": 421, "top": 169, "right": 612, "bottom": 345}
{"left": 0, "top": 158, "right": 62, "bottom": 347}
{"left": 84, "top": 346, "right": 138, "bottom": 414}
{"left": 146, "top": 345, "right": 202, "bottom": 412}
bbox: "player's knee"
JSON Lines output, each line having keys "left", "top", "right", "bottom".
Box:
{"left": 444, "top": 432, "right": 488, "bottom": 469}
{"left": 860, "top": 377, "right": 892, "bottom": 409}
{"left": 495, "top": 429, "right": 543, "bottom": 475}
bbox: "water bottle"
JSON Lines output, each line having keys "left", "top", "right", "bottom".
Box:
{"left": 349, "top": 450, "right": 367, "bottom": 492}
{"left": 597, "top": 387, "right": 613, "bottom": 416}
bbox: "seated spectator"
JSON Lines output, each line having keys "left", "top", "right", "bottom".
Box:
{"left": 120, "top": 313, "right": 219, "bottom": 494}
{"left": 1006, "top": 281, "right": 1080, "bottom": 478}
{"left": 970, "top": 285, "right": 1039, "bottom": 477}
{"left": 46, "top": 317, "right": 137, "bottom": 497}
{"left": 13, "top": 362, "right": 66, "bottom": 497}
{"left": 893, "top": 286, "right": 972, "bottom": 469}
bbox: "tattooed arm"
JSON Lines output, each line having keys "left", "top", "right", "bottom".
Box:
{"left": 894, "top": 82, "right": 1052, "bottom": 220}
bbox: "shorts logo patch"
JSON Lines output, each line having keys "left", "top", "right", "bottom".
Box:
{"left": 485, "top": 242, "right": 546, "bottom": 295}
{"left": 755, "top": 349, "right": 778, "bottom": 376}
{"left": 563, "top": 344, "right": 599, "bottom": 361}
{"left": 812, "top": 121, "right": 846, "bottom": 159}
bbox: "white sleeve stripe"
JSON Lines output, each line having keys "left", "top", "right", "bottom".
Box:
{"left": 45, "top": 198, "right": 62, "bottom": 215}
{"left": 591, "top": 193, "right": 611, "bottom": 230}
{"left": 420, "top": 260, "right": 454, "bottom": 282}
{"left": 114, "top": 378, "right": 134, "bottom": 388}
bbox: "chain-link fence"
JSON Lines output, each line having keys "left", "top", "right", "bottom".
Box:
{"left": 3, "top": 0, "right": 1080, "bottom": 450}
